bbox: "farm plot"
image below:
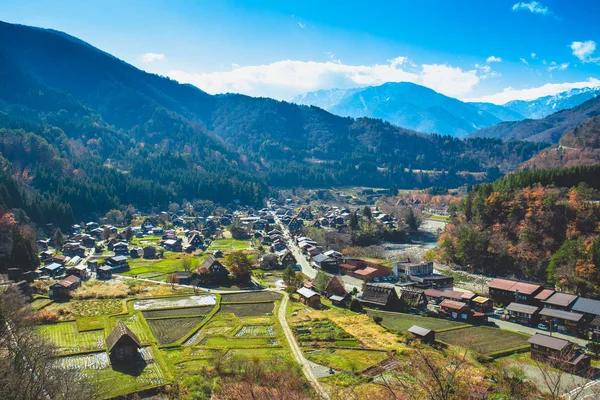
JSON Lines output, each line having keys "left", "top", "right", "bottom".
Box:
{"left": 134, "top": 295, "right": 216, "bottom": 310}
{"left": 76, "top": 316, "right": 105, "bottom": 332}
{"left": 220, "top": 291, "right": 282, "bottom": 303}
{"left": 200, "top": 336, "right": 279, "bottom": 348}
{"left": 142, "top": 305, "right": 213, "bottom": 319}
{"left": 436, "top": 326, "right": 530, "bottom": 356}
{"left": 219, "top": 302, "right": 274, "bottom": 317}
{"left": 235, "top": 325, "right": 275, "bottom": 337}
{"left": 207, "top": 239, "right": 250, "bottom": 251}
{"left": 55, "top": 351, "right": 109, "bottom": 370}
{"left": 304, "top": 348, "right": 388, "bottom": 372}
{"left": 110, "top": 314, "right": 154, "bottom": 343}
{"left": 47, "top": 299, "right": 126, "bottom": 320}
{"left": 366, "top": 310, "right": 469, "bottom": 332}
{"left": 38, "top": 322, "right": 104, "bottom": 353}
{"left": 146, "top": 316, "right": 204, "bottom": 345}
{"left": 294, "top": 319, "right": 360, "bottom": 347}
{"left": 30, "top": 298, "right": 53, "bottom": 310}
{"left": 94, "top": 359, "right": 165, "bottom": 398}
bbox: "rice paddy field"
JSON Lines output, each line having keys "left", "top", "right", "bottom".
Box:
{"left": 219, "top": 302, "right": 275, "bottom": 316}
{"left": 220, "top": 291, "right": 282, "bottom": 303}
{"left": 436, "top": 326, "right": 530, "bottom": 356}
{"left": 38, "top": 322, "right": 105, "bottom": 353}
{"left": 47, "top": 299, "right": 126, "bottom": 320}
{"left": 142, "top": 305, "right": 213, "bottom": 319}
{"left": 146, "top": 316, "right": 204, "bottom": 345}
{"left": 134, "top": 295, "right": 216, "bottom": 310}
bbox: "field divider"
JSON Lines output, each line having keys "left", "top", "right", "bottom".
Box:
{"left": 434, "top": 325, "right": 472, "bottom": 333}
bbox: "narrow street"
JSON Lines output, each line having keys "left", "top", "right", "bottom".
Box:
{"left": 277, "top": 293, "right": 331, "bottom": 400}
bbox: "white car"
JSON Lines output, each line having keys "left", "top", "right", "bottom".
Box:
{"left": 493, "top": 308, "right": 505, "bottom": 315}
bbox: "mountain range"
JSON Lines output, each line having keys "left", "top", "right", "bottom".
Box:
{"left": 0, "top": 21, "right": 549, "bottom": 224}
{"left": 293, "top": 83, "right": 600, "bottom": 137}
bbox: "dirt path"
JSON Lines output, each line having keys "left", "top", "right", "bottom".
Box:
{"left": 277, "top": 294, "right": 331, "bottom": 400}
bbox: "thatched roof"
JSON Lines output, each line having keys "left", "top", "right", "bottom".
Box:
{"left": 361, "top": 285, "right": 398, "bottom": 307}
{"left": 106, "top": 321, "right": 141, "bottom": 351}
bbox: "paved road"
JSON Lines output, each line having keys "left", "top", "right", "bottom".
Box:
{"left": 277, "top": 293, "right": 330, "bottom": 400}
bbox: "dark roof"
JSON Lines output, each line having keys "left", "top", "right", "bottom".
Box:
{"left": 571, "top": 297, "right": 600, "bottom": 316}
{"left": 56, "top": 275, "right": 81, "bottom": 288}
{"left": 199, "top": 254, "right": 219, "bottom": 270}
{"left": 109, "top": 255, "right": 128, "bottom": 262}
{"left": 400, "top": 291, "right": 426, "bottom": 308}
{"left": 543, "top": 292, "right": 578, "bottom": 308}
{"left": 408, "top": 325, "right": 433, "bottom": 337}
{"left": 539, "top": 308, "right": 583, "bottom": 322}
{"left": 534, "top": 289, "right": 555, "bottom": 301}
{"left": 312, "top": 254, "right": 332, "bottom": 263}
{"left": 361, "top": 285, "right": 398, "bottom": 306}
{"left": 106, "top": 321, "right": 141, "bottom": 351}
{"left": 506, "top": 302, "right": 539, "bottom": 314}
{"left": 528, "top": 333, "right": 570, "bottom": 351}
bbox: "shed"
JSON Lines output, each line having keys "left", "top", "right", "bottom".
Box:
{"left": 106, "top": 321, "right": 142, "bottom": 364}
{"left": 407, "top": 325, "right": 435, "bottom": 344}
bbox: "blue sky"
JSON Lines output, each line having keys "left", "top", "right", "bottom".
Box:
{"left": 1, "top": 0, "right": 599, "bottom": 103}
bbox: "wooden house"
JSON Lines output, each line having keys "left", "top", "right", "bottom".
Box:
{"left": 470, "top": 296, "right": 493, "bottom": 313}
{"left": 407, "top": 325, "right": 435, "bottom": 344}
{"left": 106, "top": 321, "right": 142, "bottom": 365}
{"left": 198, "top": 255, "right": 228, "bottom": 280}
{"left": 528, "top": 333, "right": 590, "bottom": 375}
{"left": 279, "top": 251, "right": 297, "bottom": 268}
{"left": 297, "top": 287, "right": 321, "bottom": 308}
{"left": 488, "top": 278, "right": 542, "bottom": 306}
{"left": 542, "top": 292, "right": 578, "bottom": 311}
{"left": 439, "top": 300, "right": 470, "bottom": 321}
{"left": 96, "top": 265, "right": 112, "bottom": 280}
{"left": 49, "top": 275, "right": 81, "bottom": 299}
{"left": 505, "top": 302, "right": 540, "bottom": 325}
{"left": 360, "top": 285, "right": 399, "bottom": 310}
{"left": 143, "top": 246, "right": 157, "bottom": 259}
{"left": 400, "top": 290, "right": 428, "bottom": 312}
{"left": 539, "top": 308, "right": 586, "bottom": 336}
{"left": 105, "top": 256, "right": 129, "bottom": 272}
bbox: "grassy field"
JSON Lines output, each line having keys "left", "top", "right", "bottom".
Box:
{"left": 76, "top": 316, "right": 106, "bottom": 332}
{"left": 47, "top": 299, "right": 126, "bottom": 320}
{"left": 146, "top": 316, "right": 203, "bottom": 345}
{"left": 220, "top": 291, "right": 282, "bottom": 303}
{"left": 142, "top": 305, "right": 213, "bottom": 319}
{"left": 436, "top": 326, "right": 530, "bottom": 355}
{"left": 220, "top": 302, "right": 275, "bottom": 317}
{"left": 129, "top": 235, "right": 162, "bottom": 247}
{"left": 38, "top": 322, "right": 105, "bottom": 353}
{"left": 207, "top": 239, "right": 251, "bottom": 251}
{"left": 294, "top": 319, "right": 360, "bottom": 347}
{"left": 366, "top": 310, "right": 469, "bottom": 332}
{"left": 30, "top": 298, "right": 53, "bottom": 310}
{"left": 235, "top": 325, "right": 275, "bottom": 337}
{"left": 122, "top": 255, "right": 204, "bottom": 280}
{"left": 305, "top": 348, "right": 388, "bottom": 372}
{"left": 200, "top": 336, "right": 279, "bottom": 348}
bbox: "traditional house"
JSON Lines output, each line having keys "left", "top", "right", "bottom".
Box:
{"left": 400, "top": 290, "right": 428, "bottom": 312}
{"left": 539, "top": 308, "right": 586, "bottom": 336}
{"left": 439, "top": 300, "right": 470, "bottom": 321}
{"left": 542, "top": 293, "right": 579, "bottom": 312}
{"left": 66, "top": 265, "right": 90, "bottom": 280}
{"left": 470, "top": 296, "right": 493, "bottom": 314}
{"left": 279, "top": 251, "right": 297, "bottom": 268}
{"left": 143, "top": 246, "right": 157, "bottom": 259}
{"left": 189, "top": 234, "right": 204, "bottom": 248}
{"left": 113, "top": 242, "right": 129, "bottom": 256}
{"left": 528, "top": 333, "right": 590, "bottom": 375}
{"left": 198, "top": 255, "right": 228, "bottom": 280}
{"left": 571, "top": 297, "right": 600, "bottom": 339}
{"left": 105, "top": 256, "right": 129, "bottom": 272}
{"left": 96, "top": 265, "right": 112, "bottom": 280}
{"left": 106, "top": 321, "right": 142, "bottom": 364}
{"left": 360, "top": 285, "right": 399, "bottom": 310}
{"left": 533, "top": 289, "right": 555, "bottom": 306}
{"left": 505, "top": 302, "right": 541, "bottom": 325}
{"left": 162, "top": 238, "right": 182, "bottom": 252}
{"left": 129, "top": 248, "right": 142, "bottom": 258}
{"left": 488, "top": 278, "right": 543, "bottom": 306}
{"left": 325, "top": 276, "right": 348, "bottom": 299}
{"left": 287, "top": 217, "right": 304, "bottom": 232}
{"left": 41, "top": 262, "right": 65, "bottom": 277}
{"left": 49, "top": 275, "right": 81, "bottom": 299}
{"left": 312, "top": 254, "right": 337, "bottom": 269}
{"left": 172, "top": 272, "right": 191, "bottom": 285}
{"left": 407, "top": 325, "right": 435, "bottom": 344}
{"left": 297, "top": 287, "right": 321, "bottom": 308}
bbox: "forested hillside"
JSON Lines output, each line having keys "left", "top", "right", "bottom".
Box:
{"left": 0, "top": 21, "right": 549, "bottom": 225}
{"left": 436, "top": 166, "right": 600, "bottom": 296}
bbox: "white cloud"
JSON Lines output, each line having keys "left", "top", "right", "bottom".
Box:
{"left": 571, "top": 40, "right": 599, "bottom": 63}
{"left": 465, "top": 78, "right": 600, "bottom": 104}
{"left": 142, "top": 53, "right": 165, "bottom": 63}
{"left": 512, "top": 1, "right": 550, "bottom": 15}
{"left": 520, "top": 58, "right": 529, "bottom": 65}
{"left": 167, "top": 57, "right": 490, "bottom": 100}
{"left": 531, "top": 52, "right": 537, "bottom": 59}
{"left": 486, "top": 56, "right": 502, "bottom": 63}
{"left": 298, "top": 22, "right": 306, "bottom": 29}
{"left": 547, "top": 61, "right": 569, "bottom": 71}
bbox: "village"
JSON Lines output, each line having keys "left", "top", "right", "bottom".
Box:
{"left": 3, "top": 188, "right": 600, "bottom": 399}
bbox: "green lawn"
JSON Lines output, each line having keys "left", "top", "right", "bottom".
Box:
{"left": 207, "top": 239, "right": 251, "bottom": 251}
{"left": 436, "top": 326, "right": 530, "bottom": 356}
{"left": 129, "top": 235, "right": 162, "bottom": 247}
{"left": 38, "top": 322, "right": 105, "bottom": 353}
{"left": 366, "top": 310, "right": 469, "bottom": 332}
{"left": 304, "top": 348, "right": 388, "bottom": 372}
{"left": 146, "top": 316, "right": 204, "bottom": 345}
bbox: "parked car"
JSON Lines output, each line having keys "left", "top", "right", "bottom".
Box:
{"left": 537, "top": 323, "right": 549, "bottom": 331}
{"left": 493, "top": 308, "right": 505, "bottom": 315}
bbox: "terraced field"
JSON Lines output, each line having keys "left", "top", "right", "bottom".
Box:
{"left": 146, "top": 316, "right": 204, "bottom": 345}
{"left": 220, "top": 291, "right": 282, "bottom": 303}
{"left": 38, "top": 322, "right": 105, "bottom": 353}
{"left": 235, "top": 325, "right": 275, "bottom": 337}
{"left": 436, "top": 326, "right": 530, "bottom": 356}
{"left": 142, "top": 305, "right": 213, "bottom": 319}
{"left": 134, "top": 295, "right": 216, "bottom": 310}
{"left": 110, "top": 314, "right": 154, "bottom": 343}
{"left": 220, "top": 302, "right": 275, "bottom": 317}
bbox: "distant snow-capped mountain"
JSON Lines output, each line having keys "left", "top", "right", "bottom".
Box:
{"left": 501, "top": 86, "right": 600, "bottom": 120}
{"left": 292, "top": 82, "right": 507, "bottom": 137}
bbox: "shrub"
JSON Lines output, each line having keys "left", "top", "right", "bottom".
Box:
{"left": 372, "top": 315, "right": 383, "bottom": 325}
{"left": 349, "top": 298, "right": 363, "bottom": 313}
{"left": 71, "top": 281, "right": 130, "bottom": 299}
{"left": 36, "top": 309, "right": 59, "bottom": 323}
